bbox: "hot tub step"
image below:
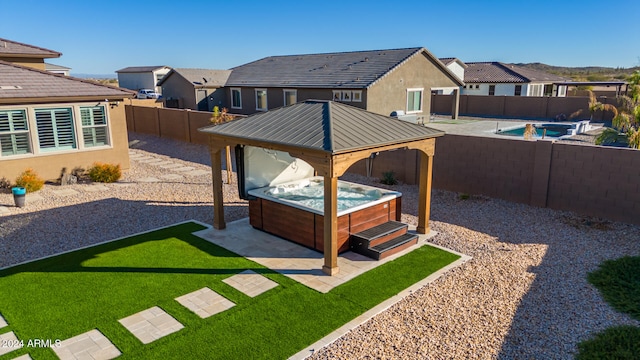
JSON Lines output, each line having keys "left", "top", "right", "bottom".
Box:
{"left": 370, "top": 233, "right": 418, "bottom": 260}
{"left": 350, "top": 221, "right": 408, "bottom": 249}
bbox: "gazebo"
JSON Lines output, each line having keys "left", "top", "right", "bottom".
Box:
{"left": 200, "top": 100, "right": 444, "bottom": 275}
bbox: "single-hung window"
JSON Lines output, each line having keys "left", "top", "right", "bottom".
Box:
{"left": 231, "top": 88, "right": 242, "bottom": 109}
{"left": 514, "top": 85, "right": 522, "bottom": 96}
{"left": 406, "top": 88, "right": 423, "bottom": 113}
{"left": 80, "top": 106, "right": 109, "bottom": 147}
{"left": 489, "top": 85, "right": 496, "bottom": 96}
{"left": 35, "top": 107, "right": 76, "bottom": 152}
{"left": 255, "top": 89, "right": 267, "bottom": 111}
{"left": 0, "top": 109, "right": 31, "bottom": 156}
{"left": 284, "top": 89, "right": 297, "bottom": 106}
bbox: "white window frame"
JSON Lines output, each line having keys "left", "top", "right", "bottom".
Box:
{"left": 34, "top": 107, "right": 77, "bottom": 152}
{"left": 406, "top": 88, "right": 423, "bottom": 114}
{"left": 231, "top": 88, "right": 242, "bottom": 109}
{"left": 0, "top": 109, "right": 31, "bottom": 157}
{"left": 255, "top": 89, "right": 268, "bottom": 111}
{"left": 488, "top": 85, "right": 496, "bottom": 96}
{"left": 79, "top": 105, "right": 109, "bottom": 148}
{"left": 352, "top": 90, "right": 362, "bottom": 102}
{"left": 332, "top": 90, "right": 342, "bottom": 102}
{"left": 0, "top": 102, "right": 113, "bottom": 160}
{"left": 529, "top": 84, "right": 543, "bottom": 97}
{"left": 283, "top": 89, "right": 297, "bottom": 106}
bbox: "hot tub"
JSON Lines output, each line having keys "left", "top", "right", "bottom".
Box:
{"left": 247, "top": 177, "right": 402, "bottom": 253}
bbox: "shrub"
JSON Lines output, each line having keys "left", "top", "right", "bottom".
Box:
{"left": 15, "top": 168, "right": 44, "bottom": 193}
{"left": 0, "top": 177, "right": 11, "bottom": 191}
{"left": 380, "top": 171, "right": 398, "bottom": 185}
{"left": 87, "top": 162, "right": 121, "bottom": 183}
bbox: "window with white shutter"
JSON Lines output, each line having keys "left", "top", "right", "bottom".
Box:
{"left": 80, "top": 106, "right": 108, "bottom": 147}
{"left": 0, "top": 109, "right": 31, "bottom": 156}
{"left": 35, "top": 108, "right": 76, "bottom": 152}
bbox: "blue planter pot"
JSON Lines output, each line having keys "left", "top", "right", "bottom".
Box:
{"left": 11, "top": 187, "right": 26, "bottom": 207}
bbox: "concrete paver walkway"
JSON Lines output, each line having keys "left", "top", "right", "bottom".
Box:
{"left": 52, "top": 329, "right": 120, "bottom": 360}
{"left": 118, "top": 306, "right": 183, "bottom": 344}
{"left": 0, "top": 331, "right": 22, "bottom": 356}
{"left": 223, "top": 270, "right": 279, "bottom": 297}
{"left": 175, "top": 287, "right": 235, "bottom": 319}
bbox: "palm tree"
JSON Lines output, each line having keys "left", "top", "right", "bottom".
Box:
{"left": 595, "top": 71, "right": 640, "bottom": 149}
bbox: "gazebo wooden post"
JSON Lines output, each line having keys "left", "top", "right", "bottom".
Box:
{"left": 417, "top": 141, "right": 436, "bottom": 234}
{"left": 209, "top": 143, "right": 226, "bottom": 230}
{"left": 322, "top": 175, "right": 339, "bottom": 275}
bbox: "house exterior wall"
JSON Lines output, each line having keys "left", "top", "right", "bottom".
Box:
{"left": 118, "top": 69, "right": 170, "bottom": 94}
{"left": 227, "top": 87, "right": 367, "bottom": 115}
{"left": 161, "top": 75, "right": 197, "bottom": 110}
{"left": 0, "top": 57, "right": 46, "bottom": 71}
{"left": 446, "top": 62, "right": 465, "bottom": 82}
{"left": 0, "top": 102, "right": 130, "bottom": 181}
{"left": 366, "top": 51, "right": 459, "bottom": 117}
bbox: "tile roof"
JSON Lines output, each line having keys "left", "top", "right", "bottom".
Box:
{"left": 158, "top": 68, "right": 231, "bottom": 87}
{"left": 0, "top": 61, "right": 134, "bottom": 102}
{"left": 116, "top": 66, "right": 170, "bottom": 73}
{"left": 227, "top": 47, "right": 451, "bottom": 88}
{"left": 0, "top": 38, "right": 61, "bottom": 58}
{"left": 464, "top": 62, "right": 567, "bottom": 83}
{"left": 200, "top": 100, "right": 444, "bottom": 154}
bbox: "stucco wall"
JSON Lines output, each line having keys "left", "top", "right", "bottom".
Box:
{"left": 0, "top": 57, "right": 46, "bottom": 71}
{"left": 227, "top": 87, "right": 367, "bottom": 115}
{"left": 161, "top": 75, "right": 196, "bottom": 109}
{"left": 117, "top": 73, "right": 156, "bottom": 92}
{"left": 1, "top": 102, "right": 130, "bottom": 181}
{"left": 367, "top": 51, "right": 459, "bottom": 117}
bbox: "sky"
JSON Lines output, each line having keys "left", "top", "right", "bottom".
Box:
{"left": 2, "top": 0, "right": 639, "bottom": 76}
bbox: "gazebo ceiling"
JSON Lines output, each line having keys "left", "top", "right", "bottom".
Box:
{"left": 199, "top": 100, "right": 444, "bottom": 154}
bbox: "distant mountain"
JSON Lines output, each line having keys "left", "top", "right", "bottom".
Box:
{"left": 514, "top": 63, "right": 640, "bottom": 82}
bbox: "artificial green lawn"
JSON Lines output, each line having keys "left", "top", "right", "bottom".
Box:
{"left": 576, "top": 256, "right": 640, "bottom": 359}
{"left": 0, "top": 222, "right": 460, "bottom": 359}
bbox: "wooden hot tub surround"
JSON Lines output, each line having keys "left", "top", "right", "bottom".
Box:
{"left": 249, "top": 196, "right": 401, "bottom": 253}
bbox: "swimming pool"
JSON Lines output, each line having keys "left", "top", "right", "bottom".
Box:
{"left": 497, "top": 124, "right": 570, "bottom": 138}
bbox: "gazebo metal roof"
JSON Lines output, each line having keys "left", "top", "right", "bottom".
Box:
{"left": 199, "top": 100, "right": 444, "bottom": 154}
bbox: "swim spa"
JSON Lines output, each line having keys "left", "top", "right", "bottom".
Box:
{"left": 248, "top": 177, "right": 402, "bottom": 253}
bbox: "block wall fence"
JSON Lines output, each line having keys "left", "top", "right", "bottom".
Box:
{"left": 127, "top": 105, "right": 640, "bottom": 225}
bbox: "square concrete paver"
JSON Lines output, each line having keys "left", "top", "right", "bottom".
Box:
{"left": 25, "top": 194, "right": 44, "bottom": 203}
{"left": 159, "top": 163, "right": 182, "bottom": 169}
{"left": 0, "top": 313, "right": 7, "bottom": 328}
{"left": 171, "top": 166, "right": 195, "bottom": 172}
{"left": 183, "top": 169, "right": 210, "bottom": 177}
{"left": 83, "top": 184, "right": 109, "bottom": 192}
{"left": 52, "top": 329, "right": 120, "bottom": 360}
{"left": 159, "top": 174, "right": 184, "bottom": 181}
{"left": 51, "top": 189, "right": 79, "bottom": 197}
{"left": 175, "top": 287, "right": 235, "bottom": 319}
{"left": 0, "top": 206, "right": 9, "bottom": 215}
{"left": 119, "top": 306, "right": 183, "bottom": 344}
{"left": 12, "top": 354, "right": 32, "bottom": 360}
{"left": 137, "top": 177, "right": 160, "bottom": 183}
{"left": 0, "top": 331, "right": 23, "bottom": 356}
{"left": 223, "top": 270, "right": 278, "bottom": 297}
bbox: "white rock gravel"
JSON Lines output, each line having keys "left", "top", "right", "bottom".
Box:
{"left": 1, "top": 132, "right": 639, "bottom": 359}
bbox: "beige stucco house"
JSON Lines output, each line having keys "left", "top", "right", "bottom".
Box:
{"left": 0, "top": 39, "right": 134, "bottom": 181}
{"left": 225, "top": 47, "right": 463, "bottom": 121}
{"left": 158, "top": 68, "right": 231, "bottom": 111}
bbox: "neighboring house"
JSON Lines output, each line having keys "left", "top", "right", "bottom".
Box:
{"left": 0, "top": 37, "right": 61, "bottom": 71}
{"left": 158, "top": 68, "right": 231, "bottom": 111}
{"left": 462, "top": 62, "right": 568, "bottom": 97}
{"left": 0, "top": 60, "right": 134, "bottom": 181}
{"left": 225, "top": 47, "right": 463, "bottom": 119}
{"left": 45, "top": 63, "right": 71, "bottom": 76}
{"left": 433, "top": 57, "right": 467, "bottom": 95}
{"left": 115, "top": 66, "right": 171, "bottom": 94}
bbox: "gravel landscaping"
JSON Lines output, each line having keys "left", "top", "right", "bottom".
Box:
{"left": 1, "top": 132, "right": 639, "bottom": 359}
